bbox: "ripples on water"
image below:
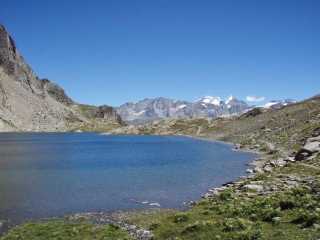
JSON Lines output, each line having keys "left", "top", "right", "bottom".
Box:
{"left": 0, "top": 133, "right": 255, "bottom": 224}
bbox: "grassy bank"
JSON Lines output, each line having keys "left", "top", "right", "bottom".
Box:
{"left": 0, "top": 220, "right": 132, "bottom": 240}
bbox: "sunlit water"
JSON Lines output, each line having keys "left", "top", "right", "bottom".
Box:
{"left": 0, "top": 133, "right": 255, "bottom": 224}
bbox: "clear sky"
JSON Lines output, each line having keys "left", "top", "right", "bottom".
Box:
{"left": 1, "top": 0, "right": 319, "bottom": 106}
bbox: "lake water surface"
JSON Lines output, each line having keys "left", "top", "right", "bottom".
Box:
{"left": 0, "top": 133, "right": 255, "bottom": 224}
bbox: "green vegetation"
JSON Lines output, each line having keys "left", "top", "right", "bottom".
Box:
{"left": 0, "top": 221, "right": 131, "bottom": 240}
{"left": 124, "top": 168, "right": 320, "bottom": 239}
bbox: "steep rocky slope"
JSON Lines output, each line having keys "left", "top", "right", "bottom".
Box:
{"left": 0, "top": 25, "right": 122, "bottom": 132}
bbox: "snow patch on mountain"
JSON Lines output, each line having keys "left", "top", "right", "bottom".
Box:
{"left": 117, "top": 96, "right": 251, "bottom": 123}
{"left": 263, "top": 99, "right": 296, "bottom": 109}
{"left": 198, "top": 96, "right": 221, "bottom": 106}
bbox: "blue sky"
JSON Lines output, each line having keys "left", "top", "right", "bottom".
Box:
{"left": 1, "top": 0, "right": 319, "bottom": 106}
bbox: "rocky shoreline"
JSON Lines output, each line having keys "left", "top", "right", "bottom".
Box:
{"left": 201, "top": 130, "right": 320, "bottom": 203}
{"left": 69, "top": 131, "right": 320, "bottom": 239}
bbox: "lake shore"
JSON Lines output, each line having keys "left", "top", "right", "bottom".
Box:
{"left": 1, "top": 125, "right": 320, "bottom": 240}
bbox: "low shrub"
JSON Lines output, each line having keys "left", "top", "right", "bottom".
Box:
{"left": 173, "top": 213, "right": 189, "bottom": 223}
{"left": 292, "top": 210, "right": 320, "bottom": 228}
{"left": 222, "top": 218, "right": 251, "bottom": 232}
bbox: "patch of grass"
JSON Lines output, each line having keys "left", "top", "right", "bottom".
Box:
{"left": 0, "top": 221, "right": 131, "bottom": 240}
{"left": 127, "top": 184, "right": 320, "bottom": 240}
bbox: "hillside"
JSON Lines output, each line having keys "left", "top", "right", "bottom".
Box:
{"left": 109, "top": 95, "right": 320, "bottom": 239}
{"left": 2, "top": 95, "right": 320, "bottom": 239}
{"left": 111, "top": 95, "right": 320, "bottom": 155}
{"left": 0, "top": 24, "right": 122, "bottom": 132}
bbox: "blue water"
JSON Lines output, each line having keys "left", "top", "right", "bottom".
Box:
{"left": 0, "top": 133, "right": 255, "bottom": 224}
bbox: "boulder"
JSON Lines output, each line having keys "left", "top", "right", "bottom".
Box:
{"left": 263, "top": 165, "right": 273, "bottom": 172}
{"left": 312, "top": 127, "right": 320, "bottom": 137}
{"left": 270, "top": 159, "right": 287, "bottom": 167}
{"left": 243, "top": 184, "right": 264, "bottom": 192}
{"left": 254, "top": 167, "right": 264, "bottom": 173}
{"left": 303, "top": 141, "right": 320, "bottom": 153}
{"left": 136, "top": 229, "right": 153, "bottom": 240}
{"left": 295, "top": 148, "right": 313, "bottom": 161}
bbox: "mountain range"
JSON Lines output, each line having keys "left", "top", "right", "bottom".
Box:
{"left": 116, "top": 96, "right": 296, "bottom": 123}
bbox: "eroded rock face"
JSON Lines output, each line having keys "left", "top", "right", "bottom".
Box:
{"left": 0, "top": 25, "right": 17, "bottom": 75}
{"left": 42, "top": 79, "right": 74, "bottom": 105}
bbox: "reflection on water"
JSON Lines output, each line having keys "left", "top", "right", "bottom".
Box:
{"left": 0, "top": 133, "right": 255, "bottom": 224}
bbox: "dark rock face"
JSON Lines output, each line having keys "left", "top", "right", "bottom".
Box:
{"left": 0, "top": 25, "right": 17, "bottom": 75}
{"left": 95, "top": 105, "right": 123, "bottom": 123}
{"left": 239, "top": 108, "right": 264, "bottom": 119}
{"left": 42, "top": 79, "right": 73, "bottom": 105}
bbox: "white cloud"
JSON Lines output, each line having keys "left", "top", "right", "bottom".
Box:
{"left": 246, "top": 96, "right": 265, "bottom": 102}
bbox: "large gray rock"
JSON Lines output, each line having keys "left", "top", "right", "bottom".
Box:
{"left": 303, "top": 141, "right": 320, "bottom": 153}
{"left": 243, "top": 184, "right": 264, "bottom": 192}
{"left": 301, "top": 136, "right": 320, "bottom": 154}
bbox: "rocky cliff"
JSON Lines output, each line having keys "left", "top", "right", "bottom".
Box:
{"left": 0, "top": 24, "right": 122, "bottom": 132}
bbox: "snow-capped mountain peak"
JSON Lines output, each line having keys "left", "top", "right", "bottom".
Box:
{"left": 226, "top": 95, "right": 236, "bottom": 105}
{"left": 117, "top": 96, "right": 251, "bottom": 123}
{"left": 263, "top": 99, "right": 296, "bottom": 109}
{"left": 198, "top": 96, "right": 222, "bottom": 106}
{"left": 264, "top": 101, "right": 279, "bottom": 108}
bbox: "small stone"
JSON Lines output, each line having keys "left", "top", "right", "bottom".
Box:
{"left": 246, "top": 168, "right": 254, "bottom": 174}
{"left": 254, "top": 167, "right": 264, "bottom": 173}
{"left": 263, "top": 165, "right": 273, "bottom": 172}
{"left": 272, "top": 217, "right": 281, "bottom": 223}
{"left": 234, "top": 144, "right": 242, "bottom": 150}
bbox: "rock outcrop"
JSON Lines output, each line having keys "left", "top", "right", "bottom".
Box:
{"left": 0, "top": 24, "right": 122, "bottom": 132}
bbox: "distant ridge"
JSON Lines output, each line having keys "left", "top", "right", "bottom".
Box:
{"left": 116, "top": 96, "right": 250, "bottom": 123}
